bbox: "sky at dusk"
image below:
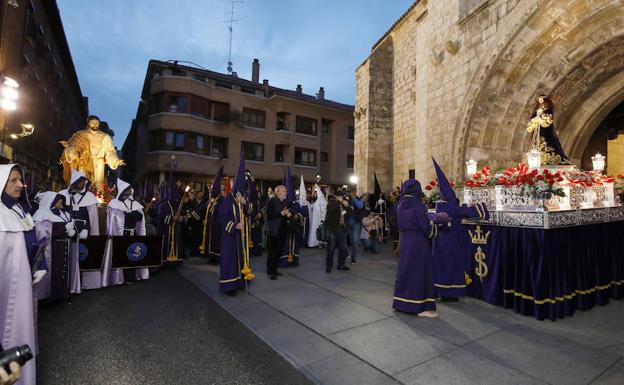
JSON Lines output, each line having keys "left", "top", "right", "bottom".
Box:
{"left": 56, "top": 0, "right": 414, "bottom": 147}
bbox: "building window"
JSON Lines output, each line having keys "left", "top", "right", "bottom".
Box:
{"left": 213, "top": 102, "right": 230, "bottom": 122}
{"left": 276, "top": 113, "right": 289, "bottom": 131}
{"left": 165, "top": 131, "right": 175, "bottom": 146}
{"left": 347, "top": 154, "right": 354, "bottom": 169}
{"left": 210, "top": 136, "right": 228, "bottom": 158}
{"left": 189, "top": 95, "right": 211, "bottom": 118}
{"left": 171, "top": 68, "right": 186, "bottom": 77}
{"left": 321, "top": 152, "right": 328, "bottom": 162}
{"left": 195, "top": 134, "right": 205, "bottom": 152}
{"left": 175, "top": 132, "right": 185, "bottom": 148}
{"left": 242, "top": 141, "right": 264, "bottom": 161}
{"left": 295, "top": 147, "right": 316, "bottom": 166}
{"left": 409, "top": 169, "right": 415, "bottom": 179}
{"left": 347, "top": 125, "right": 354, "bottom": 140}
{"left": 168, "top": 95, "right": 187, "bottom": 113}
{"left": 296, "top": 116, "right": 318, "bottom": 136}
{"left": 242, "top": 107, "right": 265, "bottom": 128}
{"left": 193, "top": 74, "right": 207, "bottom": 82}
{"left": 275, "top": 145, "right": 285, "bottom": 163}
{"left": 321, "top": 119, "right": 332, "bottom": 134}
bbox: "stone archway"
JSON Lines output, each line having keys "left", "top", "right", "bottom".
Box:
{"left": 452, "top": 0, "right": 624, "bottom": 178}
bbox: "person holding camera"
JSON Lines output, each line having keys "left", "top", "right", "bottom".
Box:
{"left": 324, "top": 192, "right": 352, "bottom": 273}
{"left": 0, "top": 363, "right": 20, "bottom": 385}
{"left": 361, "top": 210, "right": 383, "bottom": 254}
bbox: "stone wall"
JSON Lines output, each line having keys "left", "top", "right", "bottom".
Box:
{"left": 356, "top": 0, "right": 624, "bottom": 193}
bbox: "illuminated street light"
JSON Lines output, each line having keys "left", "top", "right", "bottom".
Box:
{"left": 0, "top": 99, "right": 16, "bottom": 111}
{"left": 0, "top": 76, "right": 19, "bottom": 111}
{"left": 9, "top": 134, "right": 18, "bottom": 140}
{"left": 349, "top": 175, "right": 359, "bottom": 185}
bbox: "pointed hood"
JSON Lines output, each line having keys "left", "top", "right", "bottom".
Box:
{"left": 115, "top": 178, "right": 132, "bottom": 200}
{"left": 69, "top": 169, "right": 91, "bottom": 193}
{"left": 432, "top": 157, "right": 456, "bottom": 203}
{"left": 0, "top": 163, "right": 34, "bottom": 231}
{"left": 373, "top": 172, "right": 382, "bottom": 201}
{"left": 298, "top": 175, "right": 307, "bottom": 206}
{"left": 108, "top": 178, "right": 143, "bottom": 212}
{"left": 232, "top": 151, "right": 247, "bottom": 196}
{"left": 224, "top": 176, "right": 231, "bottom": 197}
{"left": 284, "top": 167, "right": 294, "bottom": 203}
{"left": 211, "top": 166, "right": 223, "bottom": 198}
{"left": 33, "top": 192, "right": 69, "bottom": 223}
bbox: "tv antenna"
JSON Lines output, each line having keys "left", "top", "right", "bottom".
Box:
{"left": 223, "top": 0, "right": 243, "bottom": 74}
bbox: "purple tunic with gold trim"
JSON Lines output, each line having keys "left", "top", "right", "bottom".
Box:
{"left": 218, "top": 196, "right": 251, "bottom": 293}
{"left": 393, "top": 192, "right": 438, "bottom": 314}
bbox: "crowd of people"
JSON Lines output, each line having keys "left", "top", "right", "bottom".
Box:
{"left": 0, "top": 152, "right": 488, "bottom": 385}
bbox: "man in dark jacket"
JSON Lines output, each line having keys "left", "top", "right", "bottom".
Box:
{"left": 324, "top": 192, "right": 352, "bottom": 273}
{"left": 265, "top": 185, "right": 290, "bottom": 280}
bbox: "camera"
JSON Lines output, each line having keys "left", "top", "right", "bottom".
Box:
{"left": 0, "top": 345, "right": 33, "bottom": 373}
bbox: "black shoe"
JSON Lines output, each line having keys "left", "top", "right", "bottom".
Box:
{"left": 276, "top": 272, "right": 283, "bottom": 276}
{"left": 325, "top": 267, "right": 332, "bottom": 273}
{"left": 337, "top": 266, "right": 350, "bottom": 271}
{"left": 268, "top": 275, "right": 278, "bottom": 280}
{"left": 440, "top": 296, "right": 459, "bottom": 302}
{"left": 351, "top": 259, "right": 357, "bottom": 264}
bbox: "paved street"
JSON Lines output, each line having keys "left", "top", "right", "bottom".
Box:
{"left": 36, "top": 244, "right": 624, "bottom": 385}
{"left": 181, "top": 244, "right": 624, "bottom": 385}
{"left": 36, "top": 267, "right": 313, "bottom": 385}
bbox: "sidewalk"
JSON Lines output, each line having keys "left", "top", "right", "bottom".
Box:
{"left": 180, "top": 244, "right": 624, "bottom": 385}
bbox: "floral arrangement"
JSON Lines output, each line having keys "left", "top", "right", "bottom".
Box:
{"left": 464, "top": 166, "right": 492, "bottom": 188}
{"left": 465, "top": 163, "right": 565, "bottom": 199}
{"left": 92, "top": 182, "right": 115, "bottom": 206}
{"left": 423, "top": 179, "right": 456, "bottom": 208}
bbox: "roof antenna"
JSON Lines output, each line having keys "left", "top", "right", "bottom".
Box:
{"left": 223, "top": 0, "right": 243, "bottom": 74}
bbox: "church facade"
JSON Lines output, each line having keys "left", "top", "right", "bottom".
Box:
{"left": 355, "top": 0, "right": 624, "bottom": 193}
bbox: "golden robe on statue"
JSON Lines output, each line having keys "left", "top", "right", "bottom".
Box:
{"left": 60, "top": 116, "right": 124, "bottom": 188}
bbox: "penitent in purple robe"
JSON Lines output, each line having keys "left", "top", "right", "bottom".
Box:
{"left": 198, "top": 196, "right": 222, "bottom": 263}
{"left": 279, "top": 202, "right": 308, "bottom": 268}
{"left": 218, "top": 196, "right": 251, "bottom": 293}
{"left": 158, "top": 200, "right": 180, "bottom": 261}
{"left": 433, "top": 202, "right": 489, "bottom": 297}
{"left": 393, "top": 183, "right": 439, "bottom": 314}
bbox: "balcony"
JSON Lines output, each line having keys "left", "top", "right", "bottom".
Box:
{"left": 148, "top": 112, "right": 230, "bottom": 135}
{"left": 144, "top": 150, "right": 225, "bottom": 175}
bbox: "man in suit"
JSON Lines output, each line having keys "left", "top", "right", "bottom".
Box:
{"left": 265, "top": 185, "right": 290, "bottom": 280}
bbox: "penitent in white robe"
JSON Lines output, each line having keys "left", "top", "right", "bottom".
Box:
{"left": 307, "top": 185, "right": 327, "bottom": 247}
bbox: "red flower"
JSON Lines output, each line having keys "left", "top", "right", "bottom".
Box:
{"left": 556, "top": 177, "right": 564, "bottom": 182}
{"left": 497, "top": 177, "right": 507, "bottom": 184}
{"left": 543, "top": 169, "right": 550, "bottom": 175}
{"left": 617, "top": 175, "right": 624, "bottom": 179}
{"left": 450, "top": 182, "right": 456, "bottom": 188}
{"left": 537, "top": 175, "right": 544, "bottom": 181}
{"left": 425, "top": 185, "right": 432, "bottom": 190}
{"left": 527, "top": 180, "right": 534, "bottom": 186}
{"left": 430, "top": 180, "right": 437, "bottom": 187}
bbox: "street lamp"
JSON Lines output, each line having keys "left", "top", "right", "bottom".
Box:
{"left": 591, "top": 152, "right": 605, "bottom": 173}
{"left": 315, "top": 173, "right": 321, "bottom": 183}
{"left": 465, "top": 159, "right": 477, "bottom": 178}
{"left": 0, "top": 76, "right": 18, "bottom": 111}
{"left": 349, "top": 175, "right": 359, "bottom": 185}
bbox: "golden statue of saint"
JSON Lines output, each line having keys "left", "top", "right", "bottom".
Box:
{"left": 60, "top": 115, "right": 125, "bottom": 188}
